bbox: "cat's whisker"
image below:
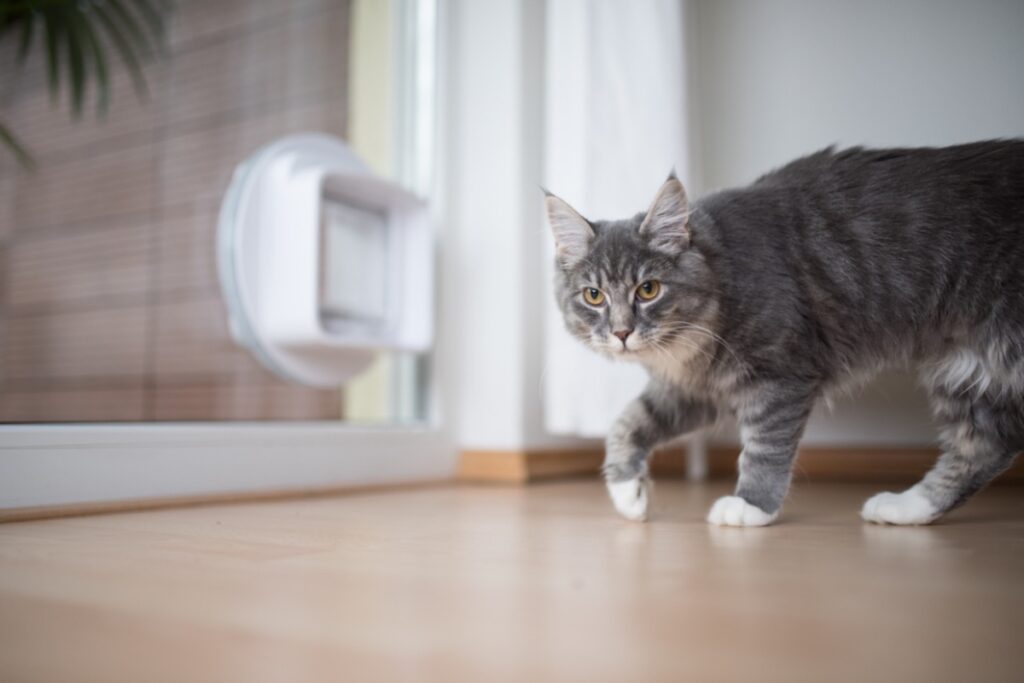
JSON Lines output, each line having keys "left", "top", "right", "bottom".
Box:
{"left": 673, "top": 322, "right": 740, "bottom": 363}
{"left": 649, "top": 332, "right": 711, "bottom": 365}
{"left": 654, "top": 324, "right": 717, "bottom": 363}
{"left": 647, "top": 340, "right": 683, "bottom": 371}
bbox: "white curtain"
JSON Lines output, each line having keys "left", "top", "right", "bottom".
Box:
{"left": 543, "top": 0, "right": 694, "bottom": 437}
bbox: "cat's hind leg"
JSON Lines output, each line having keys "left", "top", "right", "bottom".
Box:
{"left": 604, "top": 381, "right": 716, "bottom": 522}
{"left": 862, "top": 358, "right": 1024, "bottom": 525}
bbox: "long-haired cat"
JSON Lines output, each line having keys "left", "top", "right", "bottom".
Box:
{"left": 546, "top": 140, "right": 1024, "bottom": 526}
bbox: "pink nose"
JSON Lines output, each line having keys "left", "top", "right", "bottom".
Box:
{"left": 613, "top": 329, "right": 633, "bottom": 343}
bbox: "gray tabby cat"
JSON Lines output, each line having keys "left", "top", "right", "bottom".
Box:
{"left": 546, "top": 140, "right": 1024, "bottom": 526}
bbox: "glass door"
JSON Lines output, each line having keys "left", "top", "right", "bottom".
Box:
{"left": 0, "top": 0, "right": 452, "bottom": 512}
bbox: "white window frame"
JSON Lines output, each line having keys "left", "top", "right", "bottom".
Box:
{"left": 0, "top": 0, "right": 456, "bottom": 513}
{"left": 0, "top": 425, "right": 456, "bottom": 510}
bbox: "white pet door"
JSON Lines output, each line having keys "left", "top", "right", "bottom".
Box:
{"left": 217, "top": 134, "right": 434, "bottom": 387}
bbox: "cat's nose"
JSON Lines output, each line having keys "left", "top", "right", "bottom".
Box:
{"left": 613, "top": 329, "right": 633, "bottom": 343}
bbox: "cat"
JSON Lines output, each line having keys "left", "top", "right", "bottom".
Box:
{"left": 545, "top": 140, "right": 1024, "bottom": 526}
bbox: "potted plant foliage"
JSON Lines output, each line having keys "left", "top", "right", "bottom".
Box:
{"left": 0, "top": 0, "right": 172, "bottom": 167}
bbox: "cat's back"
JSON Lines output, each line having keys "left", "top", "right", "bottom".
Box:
{"left": 758, "top": 139, "right": 1023, "bottom": 181}
{"left": 754, "top": 139, "right": 1024, "bottom": 213}
{"left": 696, "top": 140, "right": 1024, "bottom": 356}
{"left": 699, "top": 140, "right": 1023, "bottom": 241}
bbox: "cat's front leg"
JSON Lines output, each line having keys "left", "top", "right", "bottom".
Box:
{"left": 604, "top": 382, "right": 716, "bottom": 522}
{"left": 707, "top": 383, "right": 816, "bottom": 527}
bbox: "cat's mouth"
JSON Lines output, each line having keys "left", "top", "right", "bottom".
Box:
{"left": 597, "top": 332, "right": 701, "bottom": 364}
{"left": 600, "top": 336, "right": 646, "bottom": 356}
{"left": 589, "top": 332, "right": 674, "bottom": 359}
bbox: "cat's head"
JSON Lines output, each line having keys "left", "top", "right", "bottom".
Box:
{"left": 546, "top": 173, "right": 717, "bottom": 363}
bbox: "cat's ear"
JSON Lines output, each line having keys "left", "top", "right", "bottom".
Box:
{"left": 544, "top": 191, "right": 595, "bottom": 269}
{"left": 639, "top": 171, "right": 690, "bottom": 253}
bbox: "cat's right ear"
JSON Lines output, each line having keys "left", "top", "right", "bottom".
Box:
{"left": 639, "top": 171, "right": 690, "bottom": 254}
{"left": 544, "top": 192, "right": 594, "bottom": 269}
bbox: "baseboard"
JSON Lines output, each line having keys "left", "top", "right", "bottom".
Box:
{"left": 457, "top": 447, "right": 688, "bottom": 483}
{"left": 457, "top": 449, "right": 603, "bottom": 483}
{"left": 458, "top": 446, "right": 1024, "bottom": 485}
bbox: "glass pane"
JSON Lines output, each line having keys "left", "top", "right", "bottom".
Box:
{"left": 0, "top": 0, "right": 434, "bottom": 424}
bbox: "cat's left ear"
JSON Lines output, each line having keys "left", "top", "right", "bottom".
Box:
{"left": 639, "top": 171, "right": 690, "bottom": 253}
{"left": 545, "top": 191, "right": 595, "bottom": 269}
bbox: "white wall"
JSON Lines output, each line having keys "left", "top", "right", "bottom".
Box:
{"left": 443, "top": 0, "right": 593, "bottom": 451}
{"left": 444, "top": 0, "right": 529, "bottom": 450}
{"left": 692, "top": 0, "right": 1024, "bottom": 445}
{"left": 694, "top": 0, "right": 1024, "bottom": 192}
{"left": 445, "top": 0, "right": 1024, "bottom": 453}
{"left": 542, "top": 0, "right": 693, "bottom": 439}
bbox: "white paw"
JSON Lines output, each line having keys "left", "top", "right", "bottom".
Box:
{"left": 607, "top": 478, "right": 650, "bottom": 522}
{"left": 861, "top": 486, "right": 940, "bottom": 525}
{"left": 706, "top": 496, "right": 777, "bottom": 527}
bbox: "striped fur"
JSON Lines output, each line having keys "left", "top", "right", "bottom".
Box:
{"left": 548, "top": 141, "right": 1024, "bottom": 525}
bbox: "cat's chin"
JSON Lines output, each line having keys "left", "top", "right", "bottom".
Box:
{"left": 589, "top": 340, "right": 658, "bottom": 360}
{"left": 588, "top": 343, "right": 635, "bottom": 359}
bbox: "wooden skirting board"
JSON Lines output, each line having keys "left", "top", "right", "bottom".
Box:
{"left": 458, "top": 446, "right": 1024, "bottom": 485}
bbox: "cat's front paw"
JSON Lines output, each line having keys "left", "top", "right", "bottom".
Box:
{"left": 706, "top": 495, "right": 777, "bottom": 527}
{"left": 861, "top": 487, "right": 939, "bottom": 525}
{"left": 607, "top": 477, "right": 650, "bottom": 522}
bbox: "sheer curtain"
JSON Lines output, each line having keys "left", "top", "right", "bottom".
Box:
{"left": 543, "top": 0, "right": 695, "bottom": 438}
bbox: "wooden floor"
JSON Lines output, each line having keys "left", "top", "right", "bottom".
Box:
{"left": 1, "top": 480, "right": 1023, "bottom": 682}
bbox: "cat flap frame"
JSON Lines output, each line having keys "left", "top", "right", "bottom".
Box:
{"left": 217, "top": 133, "right": 433, "bottom": 387}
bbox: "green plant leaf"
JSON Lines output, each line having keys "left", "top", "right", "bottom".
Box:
{"left": 1, "top": 0, "right": 173, "bottom": 163}
{"left": 1, "top": 2, "right": 42, "bottom": 16}
{"left": 0, "top": 120, "right": 35, "bottom": 170}
{"left": 13, "top": 8, "right": 35, "bottom": 63}
{"left": 0, "top": 6, "right": 16, "bottom": 32}
{"left": 15, "top": 8, "right": 34, "bottom": 63}
{"left": 133, "top": 0, "right": 168, "bottom": 54}
{"left": 66, "top": 9, "right": 88, "bottom": 118}
{"left": 77, "top": 10, "right": 110, "bottom": 116}
{"left": 42, "top": 7, "right": 62, "bottom": 102}
{"left": 106, "top": 0, "right": 155, "bottom": 56}
{"left": 94, "top": 3, "right": 148, "bottom": 99}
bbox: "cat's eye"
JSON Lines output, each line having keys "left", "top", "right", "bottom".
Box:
{"left": 582, "top": 287, "right": 605, "bottom": 306}
{"left": 636, "top": 280, "right": 661, "bottom": 301}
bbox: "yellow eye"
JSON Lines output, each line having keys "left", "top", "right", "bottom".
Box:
{"left": 582, "top": 287, "right": 605, "bottom": 306}
{"left": 636, "top": 280, "right": 660, "bottom": 300}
